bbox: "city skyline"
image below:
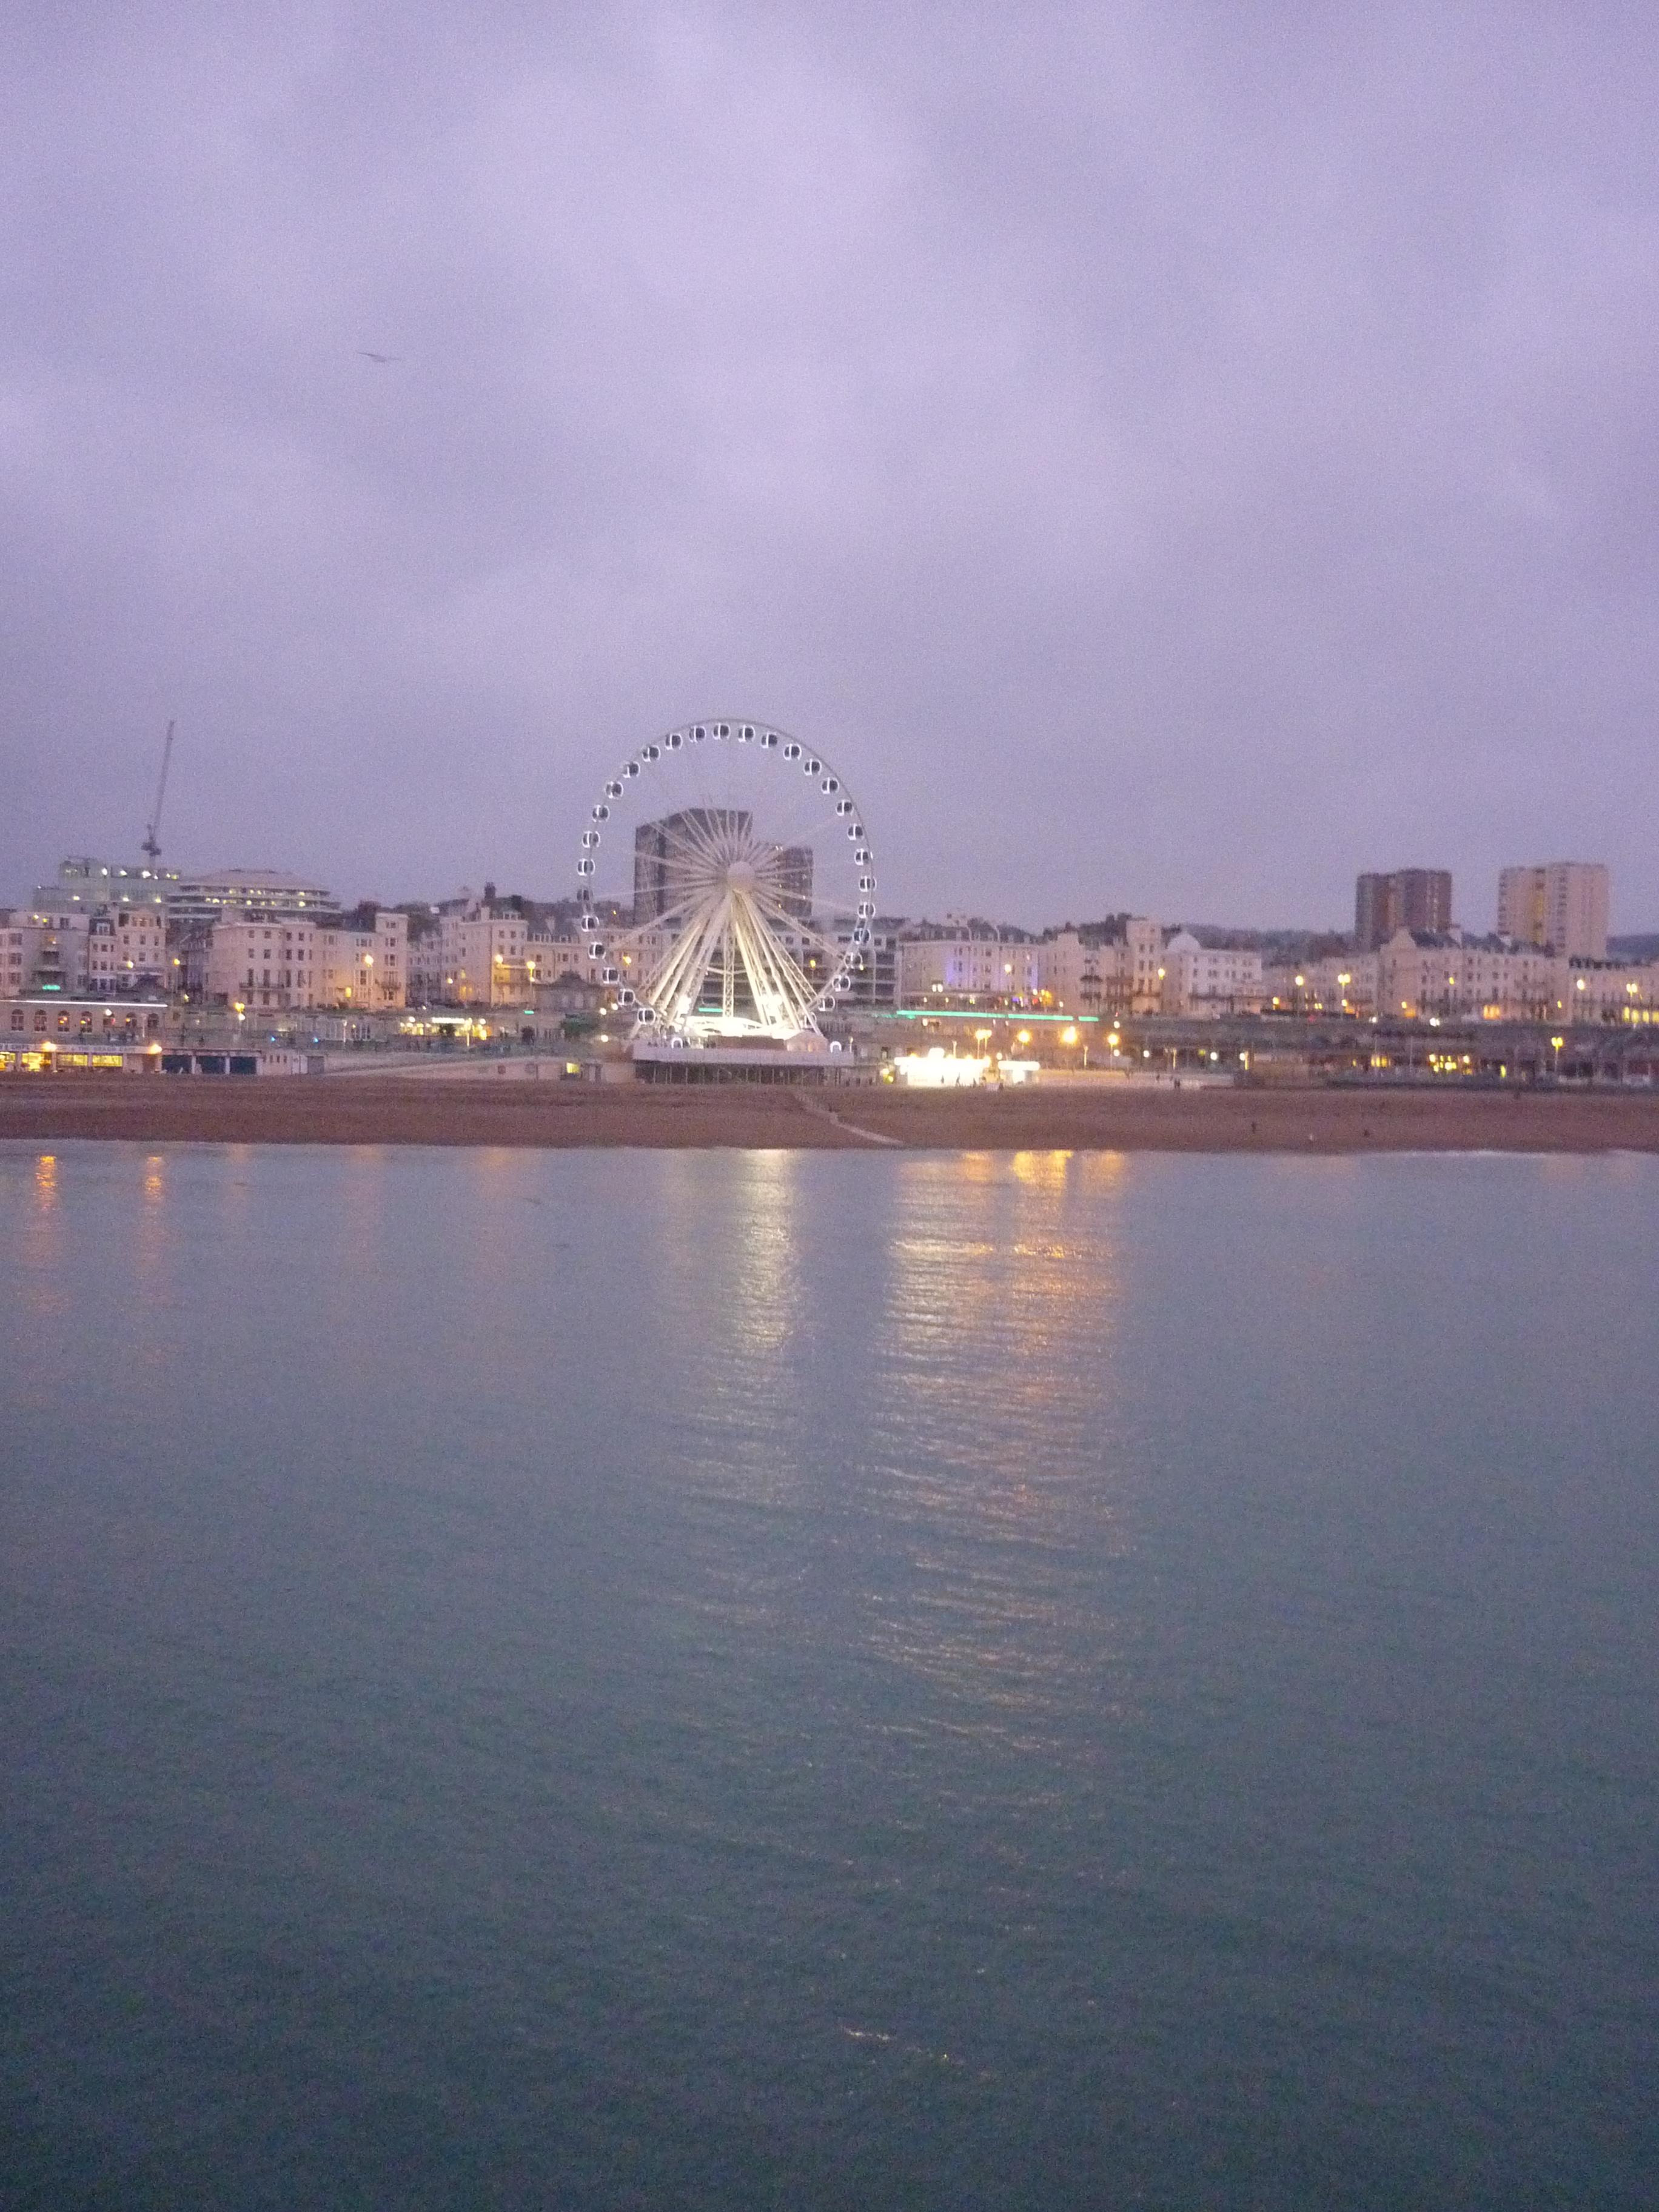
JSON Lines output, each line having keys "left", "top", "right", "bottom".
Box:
{"left": 4, "top": 825, "right": 1650, "bottom": 944}
{"left": 5, "top": 8, "right": 1659, "bottom": 926}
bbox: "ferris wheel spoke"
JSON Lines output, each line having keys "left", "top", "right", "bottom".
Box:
{"left": 736, "top": 894, "right": 822, "bottom": 1028}
{"left": 605, "top": 886, "right": 703, "bottom": 982}
{"left": 746, "top": 885, "right": 844, "bottom": 969}
{"left": 727, "top": 899, "right": 803, "bottom": 1031}
{"left": 746, "top": 877, "right": 829, "bottom": 933}
{"left": 621, "top": 883, "right": 711, "bottom": 939}
{"left": 762, "top": 765, "right": 861, "bottom": 860}
{"left": 642, "top": 903, "right": 720, "bottom": 1002}
{"left": 643, "top": 874, "right": 722, "bottom": 927}
{"left": 652, "top": 849, "right": 730, "bottom": 897}
{"left": 632, "top": 785, "right": 741, "bottom": 876}
{"left": 660, "top": 808, "right": 736, "bottom": 873}
{"left": 580, "top": 719, "right": 870, "bottom": 1042}
{"left": 674, "top": 777, "right": 755, "bottom": 863}
{"left": 648, "top": 897, "right": 732, "bottom": 1019}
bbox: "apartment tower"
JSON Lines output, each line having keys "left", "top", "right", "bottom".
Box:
{"left": 1354, "top": 869, "right": 1453, "bottom": 951}
{"left": 1496, "top": 863, "right": 1609, "bottom": 960}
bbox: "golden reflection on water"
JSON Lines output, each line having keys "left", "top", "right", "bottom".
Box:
{"left": 865, "top": 1151, "right": 1137, "bottom": 1740}
{"left": 17, "top": 1153, "right": 67, "bottom": 1332}
{"left": 130, "top": 1155, "right": 171, "bottom": 1366}
{"left": 1009, "top": 1148, "right": 1073, "bottom": 1189}
{"left": 651, "top": 1150, "right": 811, "bottom": 1516}
{"left": 720, "top": 1150, "right": 803, "bottom": 1360}
{"left": 648, "top": 1150, "right": 806, "bottom": 1350}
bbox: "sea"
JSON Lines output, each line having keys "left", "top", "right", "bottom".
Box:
{"left": 2, "top": 1139, "right": 1656, "bottom": 2210}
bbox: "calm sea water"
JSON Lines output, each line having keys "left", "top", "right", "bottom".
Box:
{"left": 2, "top": 1139, "right": 1656, "bottom": 2210}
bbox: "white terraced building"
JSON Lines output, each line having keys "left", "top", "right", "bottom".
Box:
{"left": 204, "top": 908, "right": 407, "bottom": 1013}
{"left": 1263, "top": 931, "right": 1658, "bottom": 1024}
{"left": 87, "top": 905, "right": 168, "bottom": 993}
{"left": 1158, "top": 933, "right": 1265, "bottom": 1017}
{"left": 897, "top": 931, "right": 1042, "bottom": 1005}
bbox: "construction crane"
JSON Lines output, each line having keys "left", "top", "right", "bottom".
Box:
{"left": 141, "top": 720, "right": 175, "bottom": 865}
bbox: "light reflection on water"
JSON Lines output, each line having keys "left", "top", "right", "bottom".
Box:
{"left": 863, "top": 1154, "right": 1137, "bottom": 1744}
{"left": 2, "top": 1140, "right": 1657, "bottom": 2211}
{"left": 17, "top": 1151, "right": 68, "bottom": 1336}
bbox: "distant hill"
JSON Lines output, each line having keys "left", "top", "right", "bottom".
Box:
{"left": 1178, "top": 926, "right": 1350, "bottom": 959}
{"left": 1609, "top": 934, "right": 1659, "bottom": 962}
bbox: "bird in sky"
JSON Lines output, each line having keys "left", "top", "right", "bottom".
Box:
{"left": 358, "top": 350, "right": 402, "bottom": 363}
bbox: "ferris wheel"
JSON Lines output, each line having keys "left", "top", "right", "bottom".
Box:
{"left": 577, "top": 718, "right": 876, "bottom": 1042}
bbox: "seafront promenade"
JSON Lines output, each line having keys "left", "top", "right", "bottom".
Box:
{"left": 4, "top": 1075, "right": 1657, "bottom": 1153}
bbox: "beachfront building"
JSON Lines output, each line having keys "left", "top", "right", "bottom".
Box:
{"left": 86, "top": 904, "right": 169, "bottom": 994}
{"left": 902, "top": 917, "right": 1167, "bottom": 1018}
{"left": 1, "top": 996, "right": 167, "bottom": 1073}
{"left": 313, "top": 908, "right": 407, "bottom": 1010}
{"left": 831, "top": 918, "right": 901, "bottom": 1008}
{"left": 525, "top": 934, "right": 587, "bottom": 987}
{"left": 1121, "top": 918, "right": 1166, "bottom": 1015}
{"left": 0, "top": 907, "right": 91, "bottom": 996}
{"left": 434, "top": 894, "right": 531, "bottom": 1005}
{"left": 1062, "top": 917, "right": 1164, "bottom": 1016}
{"left": 203, "top": 907, "right": 406, "bottom": 1014}
{"left": 1159, "top": 933, "right": 1264, "bottom": 1017}
{"left": 1034, "top": 930, "right": 1108, "bottom": 1014}
{"left": 1262, "top": 953, "right": 1379, "bottom": 1016}
{"left": 1375, "top": 933, "right": 1557, "bottom": 1022}
{"left": 206, "top": 917, "right": 317, "bottom": 1011}
{"left": 1557, "top": 957, "right": 1659, "bottom": 1025}
{"left": 525, "top": 933, "right": 602, "bottom": 1013}
{"left": 1267, "top": 935, "right": 1560, "bottom": 1023}
{"left": 1262, "top": 931, "right": 1657, "bottom": 1025}
{"left": 897, "top": 926, "right": 1042, "bottom": 1007}
{"left": 403, "top": 912, "right": 443, "bottom": 1005}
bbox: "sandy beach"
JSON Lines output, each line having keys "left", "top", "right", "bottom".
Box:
{"left": 3, "top": 1076, "right": 1657, "bottom": 1152}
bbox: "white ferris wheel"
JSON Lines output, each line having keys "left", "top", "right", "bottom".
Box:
{"left": 577, "top": 718, "right": 876, "bottom": 1043}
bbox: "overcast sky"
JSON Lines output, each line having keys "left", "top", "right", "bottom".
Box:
{"left": 4, "top": 2, "right": 1657, "bottom": 928}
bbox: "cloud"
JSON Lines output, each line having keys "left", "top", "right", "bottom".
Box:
{"left": 4, "top": 1, "right": 1658, "bottom": 928}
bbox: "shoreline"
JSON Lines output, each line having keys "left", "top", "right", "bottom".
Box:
{"left": 3, "top": 1077, "right": 1657, "bottom": 1154}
